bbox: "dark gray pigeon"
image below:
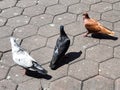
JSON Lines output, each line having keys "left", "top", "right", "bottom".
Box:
{"left": 50, "top": 25, "right": 70, "bottom": 70}
{"left": 10, "top": 37, "right": 48, "bottom": 75}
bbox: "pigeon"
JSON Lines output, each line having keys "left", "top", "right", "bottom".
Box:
{"left": 10, "top": 37, "right": 47, "bottom": 75}
{"left": 50, "top": 25, "right": 70, "bottom": 70}
{"left": 83, "top": 12, "right": 114, "bottom": 37}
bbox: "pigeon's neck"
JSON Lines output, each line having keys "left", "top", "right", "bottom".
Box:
{"left": 10, "top": 40, "right": 20, "bottom": 52}
{"left": 60, "top": 29, "right": 67, "bottom": 37}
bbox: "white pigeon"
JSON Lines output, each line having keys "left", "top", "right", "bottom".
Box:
{"left": 10, "top": 37, "right": 47, "bottom": 75}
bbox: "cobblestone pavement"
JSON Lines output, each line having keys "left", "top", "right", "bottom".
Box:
{"left": 0, "top": 0, "right": 120, "bottom": 90}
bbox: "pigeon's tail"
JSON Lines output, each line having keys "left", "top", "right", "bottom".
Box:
{"left": 32, "top": 61, "right": 48, "bottom": 75}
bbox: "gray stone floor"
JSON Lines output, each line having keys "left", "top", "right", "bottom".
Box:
{"left": 0, "top": 0, "right": 120, "bottom": 90}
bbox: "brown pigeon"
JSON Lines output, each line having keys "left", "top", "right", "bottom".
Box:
{"left": 83, "top": 13, "right": 114, "bottom": 37}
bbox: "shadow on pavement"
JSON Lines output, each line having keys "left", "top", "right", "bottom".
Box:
{"left": 25, "top": 70, "right": 52, "bottom": 80}
{"left": 91, "top": 33, "right": 118, "bottom": 40}
{"left": 52, "top": 51, "right": 82, "bottom": 70}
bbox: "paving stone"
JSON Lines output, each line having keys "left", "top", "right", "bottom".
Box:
{"left": 0, "top": 79, "right": 17, "bottom": 90}
{"left": 81, "top": 0, "right": 101, "bottom": 4}
{"left": 114, "top": 46, "right": 120, "bottom": 59}
{"left": 0, "top": 0, "right": 17, "bottom": 9}
{"left": 100, "top": 58, "right": 120, "bottom": 79}
{"left": 22, "top": 35, "right": 47, "bottom": 52}
{"left": 59, "top": 0, "right": 79, "bottom": 6}
{"left": 100, "top": 32, "right": 120, "bottom": 47}
{"left": 91, "top": 2, "right": 112, "bottom": 13}
{"left": 86, "top": 45, "right": 113, "bottom": 63}
{"left": 14, "top": 24, "right": 38, "bottom": 39}
{"left": 38, "top": 24, "right": 59, "bottom": 38}
{"left": 0, "top": 37, "right": 11, "bottom": 52}
{"left": 99, "top": 20, "right": 113, "bottom": 30}
{"left": 114, "top": 21, "right": 120, "bottom": 32}
{"left": 47, "top": 34, "right": 73, "bottom": 48}
{"left": 0, "top": 16, "right": 7, "bottom": 26}
{"left": 113, "top": 2, "right": 120, "bottom": 11}
{"left": 30, "top": 47, "right": 53, "bottom": 64}
{"left": 46, "top": 4, "right": 67, "bottom": 15}
{"left": 0, "top": 7, "right": 23, "bottom": 18}
{"left": 0, "top": 26, "right": 13, "bottom": 38}
{"left": 53, "top": 13, "right": 76, "bottom": 25}
{"left": 49, "top": 77, "right": 81, "bottom": 90}
{"left": 16, "top": 0, "right": 37, "bottom": 8}
{"left": 102, "top": 10, "right": 120, "bottom": 22}
{"left": 69, "top": 60, "right": 98, "bottom": 80}
{"left": 73, "top": 34, "right": 99, "bottom": 50}
{"left": 23, "top": 5, "right": 45, "bottom": 17}
{"left": 38, "top": 0, "right": 58, "bottom": 7}
{"left": 0, "top": 63, "right": 9, "bottom": 80}
{"left": 6, "top": 15, "right": 30, "bottom": 28}
{"left": 115, "top": 78, "right": 120, "bottom": 90}
{"left": 83, "top": 75, "right": 114, "bottom": 90}
{"left": 102, "top": 0, "right": 119, "bottom": 3}
{"left": 68, "top": 3, "right": 90, "bottom": 14}
{"left": 1, "top": 51, "right": 15, "bottom": 67}
{"left": 65, "top": 21, "right": 85, "bottom": 36}
{"left": 17, "top": 79, "right": 41, "bottom": 90}
{"left": 30, "top": 14, "right": 53, "bottom": 27}
{"left": 8, "top": 66, "right": 32, "bottom": 84}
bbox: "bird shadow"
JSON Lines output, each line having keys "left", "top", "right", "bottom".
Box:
{"left": 25, "top": 70, "right": 52, "bottom": 80}
{"left": 53, "top": 51, "right": 82, "bottom": 70}
{"left": 91, "top": 33, "right": 118, "bottom": 40}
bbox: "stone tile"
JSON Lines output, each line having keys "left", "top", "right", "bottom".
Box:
{"left": 102, "top": 10, "right": 120, "bottom": 22}
{"left": 115, "top": 78, "right": 120, "bottom": 90}
{"left": 113, "top": 2, "right": 120, "bottom": 11}
{"left": 73, "top": 34, "right": 99, "bottom": 50}
{"left": 38, "top": 24, "right": 59, "bottom": 38}
{"left": 14, "top": 24, "right": 38, "bottom": 39}
{"left": 8, "top": 66, "right": 32, "bottom": 84}
{"left": 16, "top": 0, "right": 37, "bottom": 8}
{"left": 46, "top": 4, "right": 67, "bottom": 15}
{"left": 53, "top": 13, "right": 76, "bottom": 25}
{"left": 49, "top": 77, "right": 81, "bottom": 90}
{"left": 22, "top": 35, "right": 47, "bottom": 52}
{"left": 68, "top": 3, "right": 90, "bottom": 14}
{"left": 23, "top": 5, "right": 45, "bottom": 17}
{"left": 100, "top": 32, "right": 120, "bottom": 47}
{"left": 17, "top": 79, "right": 41, "bottom": 90}
{"left": 86, "top": 45, "right": 113, "bottom": 63}
{"left": 0, "top": 7, "right": 23, "bottom": 18}
{"left": 30, "top": 47, "right": 53, "bottom": 64}
{"left": 114, "top": 21, "right": 120, "bottom": 32}
{"left": 102, "top": 0, "right": 119, "bottom": 3}
{"left": 100, "top": 58, "right": 120, "bottom": 79}
{"left": 0, "top": 17, "right": 7, "bottom": 26}
{"left": 0, "top": 0, "right": 17, "bottom": 9}
{"left": 83, "top": 75, "right": 114, "bottom": 90}
{"left": 0, "top": 26, "right": 13, "bottom": 38}
{"left": 0, "top": 79, "right": 17, "bottom": 90}
{"left": 30, "top": 14, "right": 53, "bottom": 27}
{"left": 81, "top": 0, "right": 101, "bottom": 4}
{"left": 1, "top": 51, "right": 15, "bottom": 67}
{"left": 91, "top": 2, "right": 112, "bottom": 13}
{"left": 38, "top": 0, "right": 58, "bottom": 7}
{"left": 47, "top": 34, "right": 73, "bottom": 48}
{"left": 69, "top": 60, "right": 98, "bottom": 80}
{"left": 0, "top": 37, "right": 11, "bottom": 52}
{"left": 0, "top": 63, "right": 9, "bottom": 80}
{"left": 6, "top": 15, "right": 30, "bottom": 28}
{"left": 59, "top": 0, "right": 80, "bottom": 6}
{"left": 65, "top": 21, "right": 85, "bottom": 36}
{"left": 114, "top": 46, "right": 120, "bottom": 59}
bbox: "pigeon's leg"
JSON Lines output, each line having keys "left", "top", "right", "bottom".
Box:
{"left": 83, "top": 32, "right": 90, "bottom": 37}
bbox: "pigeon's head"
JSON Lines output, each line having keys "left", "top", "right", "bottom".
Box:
{"left": 83, "top": 12, "right": 90, "bottom": 19}
{"left": 10, "top": 37, "right": 16, "bottom": 43}
{"left": 60, "top": 25, "right": 64, "bottom": 31}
